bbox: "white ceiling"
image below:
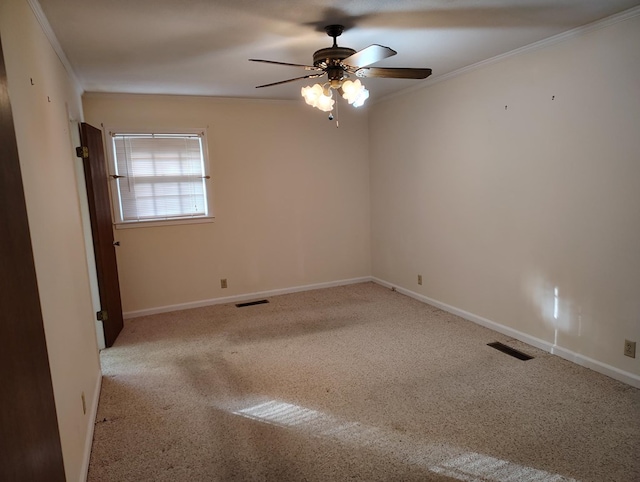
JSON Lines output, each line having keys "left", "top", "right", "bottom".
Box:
{"left": 37, "top": 0, "right": 640, "bottom": 101}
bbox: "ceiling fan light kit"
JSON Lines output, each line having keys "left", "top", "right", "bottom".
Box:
{"left": 250, "top": 24, "right": 432, "bottom": 118}
{"left": 300, "top": 78, "right": 369, "bottom": 112}
{"left": 341, "top": 79, "right": 369, "bottom": 107}
{"left": 301, "top": 84, "right": 335, "bottom": 112}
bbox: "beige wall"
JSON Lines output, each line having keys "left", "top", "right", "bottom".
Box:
{"left": 370, "top": 14, "right": 640, "bottom": 379}
{"left": 0, "top": 0, "right": 101, "bottom": 480}
{"left": 83, "top": 94, "right": 371, "bottom": 314}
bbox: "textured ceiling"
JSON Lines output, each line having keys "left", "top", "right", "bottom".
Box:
{"left": 37, "top": 0, "right": 640, "bottom": 101}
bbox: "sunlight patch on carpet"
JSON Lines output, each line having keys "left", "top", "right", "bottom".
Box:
{"left": 232, "top": 399, "right": 576, "bottom": 482}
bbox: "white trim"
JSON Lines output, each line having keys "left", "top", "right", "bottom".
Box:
{"left": 123, "top": 275, "right": 640, "bottom": 388}
{"left": 115, "top": 216, "right": 215, "bottom": 230}
{"left": 377, "top": 5, "right": 640, "bottom": 104}
{"left": 82, "top": 91, "right": 305, "bottom": 106}
{"left": 26, "top": 0, "right": 83, "bottom": 94}
{"left": 371, "top": 277, "right": 640, "bottom": 389}
{"left": 550, "top": 346, "right": 640, "bottom": 389}
{"left": 80, "top": 370, "right": 102, "bottom": 482}
{"left": 123, "top": 277, "right": 372, "bottom": 319}
{"left": 371, "top": 277, "right": 552, "bottom": 352}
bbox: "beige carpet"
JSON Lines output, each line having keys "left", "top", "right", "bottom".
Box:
{"left": 88, "top": 282, "right": 640, "bottom": 481}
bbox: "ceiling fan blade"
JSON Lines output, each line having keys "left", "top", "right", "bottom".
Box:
{"left": 255, "top": 73, "right": 325, "bottom": 89}
{"left": 355, "top": 67, "right": 432, "bottom": 79}
{"left": 249, "top": 59, "right": 320, "bottom": 71}
{"left": 342, "top": 45, "right": 397, "bottom": 69}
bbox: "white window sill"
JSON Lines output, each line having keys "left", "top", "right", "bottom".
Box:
{"left": 114, "top": 216, "right": 215, "bottom": 229}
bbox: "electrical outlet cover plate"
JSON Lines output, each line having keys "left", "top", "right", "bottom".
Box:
{"left": 624, "top": 340, "right": 636, "bottom": 358}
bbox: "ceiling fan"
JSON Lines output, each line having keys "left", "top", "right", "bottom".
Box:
{"left": 250, "top": 25, "right": 432, "bottom": 112}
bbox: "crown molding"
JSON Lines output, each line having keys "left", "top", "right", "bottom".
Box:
{"left": 378, "top": 5, "right": 640, "bottom": 104}
{"left": 27, "top": 0, "right": 83, "bottom": 95}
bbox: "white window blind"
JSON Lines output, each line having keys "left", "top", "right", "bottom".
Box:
{"left": 111, "top": 132, "right": 211, "bottom": 224}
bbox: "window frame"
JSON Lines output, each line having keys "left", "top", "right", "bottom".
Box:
{"left": 105, "top": 127, "right": 214, "bottom": 229}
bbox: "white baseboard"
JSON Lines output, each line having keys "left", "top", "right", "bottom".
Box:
{"left": 80, "top": 369, "right": 102, "bottom": 481}
{"left": 122, "top": 275, "right": 639, "bottom": 388}
{"left": 551, "top": 345, "right": 640, "bottom": 389}
{"left": 372, "top": 277, "right": 640, "bottom": 389}
{"left": 123, "top": 276, "right": 372, "bottom": 319}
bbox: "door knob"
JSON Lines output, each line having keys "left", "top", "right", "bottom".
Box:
{"left": 113, "top": 241, "right": 120, "bottom": 246}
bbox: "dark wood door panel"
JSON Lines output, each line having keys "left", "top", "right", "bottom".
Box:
{"left": 80, "top": 123, "right": 124, "bottom": 347}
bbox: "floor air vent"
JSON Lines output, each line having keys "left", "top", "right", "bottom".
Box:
{"left": 487, "top": 342, "right": 533, "bottom": 361}
{"left": 236, "top": 299, "right": 269, "bottom": 308}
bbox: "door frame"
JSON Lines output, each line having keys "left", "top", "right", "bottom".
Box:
{"left": 69, "top": 116, "right": 105, "bottom": 349}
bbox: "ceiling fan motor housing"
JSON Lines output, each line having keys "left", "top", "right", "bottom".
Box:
{"left": 313, "top": 47, "right": 356, "bottom": 67}
{"left": 313, "top": 47, "right": 356, "bottom": 81}
{"left": 312, "top": 24, "right": 356, "bottom": 82}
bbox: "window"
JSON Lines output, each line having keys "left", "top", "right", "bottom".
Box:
{"left": 108, "top": 130, "right": 213, "bottom": 227}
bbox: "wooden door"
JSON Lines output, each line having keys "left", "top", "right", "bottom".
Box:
{"left": 79, "top": 123, "right": 124, "bottom": 347}
{"left": 0, "top": 37, "right": 66, "bottom": 481}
